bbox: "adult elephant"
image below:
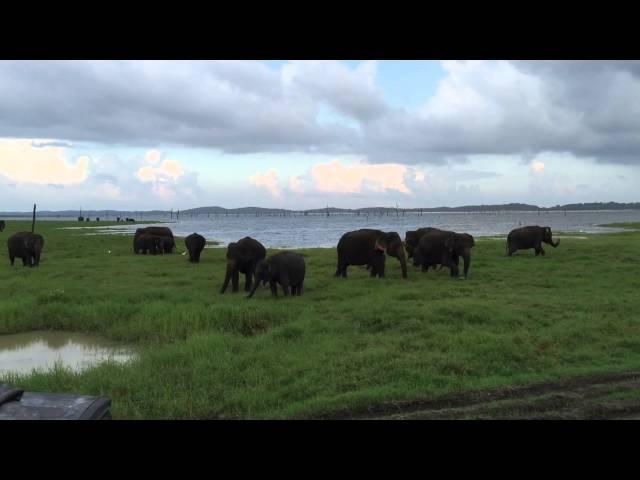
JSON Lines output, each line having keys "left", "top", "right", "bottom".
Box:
{"left": 185, "top": 233, "right": 206, "bottom": 263}
{"left": 134, "top": 227, "right": 175, "bottom": 253}
{"left": 414, "top": 230, "right": 475, "bottom": 279}
{"left": 0, "top": 220, "right": 5, "bottom": 232}
{"left": 405, "top": 227, "right": 442, "bottom": 259}
{"left": 220, "top": 237, "right": 267, "bottom": 294}
{"left": 247, "top": 252, "right": 306, "bottom": 298}
{"left": 8, "top": 231, "right": 45, "bottom": 267}
{"left": 507, "top": 226, "right": 559, "bottom": 256}
{"left": 336, "top": 229, "right": 407, "bottom": 279}
{"left": 133, "top": 233, "right": 164, "bottom": 255}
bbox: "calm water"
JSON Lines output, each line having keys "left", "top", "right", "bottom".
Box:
{"left": 0, "top": 331, "right": 135, "bottom": 375}
{"left": 62, "top": 210, "right": 640, "bottom": 248}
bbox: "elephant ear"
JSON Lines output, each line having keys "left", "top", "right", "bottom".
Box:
{"left": 374, "top": 239, "right": 387, "bottom": 254}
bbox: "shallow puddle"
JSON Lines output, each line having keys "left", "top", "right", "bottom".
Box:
{"left": 0, "top": 331, "right": 135, "bottom": 375}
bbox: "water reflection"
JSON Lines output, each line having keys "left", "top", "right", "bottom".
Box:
{"left": 0, "top": 331, "right": 135, "bottom": 375}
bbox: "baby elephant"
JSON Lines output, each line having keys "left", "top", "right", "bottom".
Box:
{"left": 185, "top": 233, "right": 206, "bottom": 263}
{"left": 246, "top": 252, "right": 306, "bottom": 298}
{"left": 8, "top": 231, "right": 45, "bottom": 267}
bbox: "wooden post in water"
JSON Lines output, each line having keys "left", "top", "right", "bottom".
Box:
{"left": 31, "top": 203, "right": 36, "bottom": 233}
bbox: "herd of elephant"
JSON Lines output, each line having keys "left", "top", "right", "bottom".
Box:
{"left": 2, "top": 221, "right": 560, "bottom": 298}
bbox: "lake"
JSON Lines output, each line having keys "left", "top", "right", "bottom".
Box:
{"left": 60, "top": 209, "right": 640, "bottom": 248}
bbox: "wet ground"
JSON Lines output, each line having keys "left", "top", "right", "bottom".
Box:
{"left": 0, "top": 331, "right": 135, "bottom": 375}
{"left": 309, "top": 371, "right": 640, "bottom": 420}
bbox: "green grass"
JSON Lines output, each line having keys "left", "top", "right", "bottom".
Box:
{"left": 1, "top": 220, "right": 640, "bottom": 419}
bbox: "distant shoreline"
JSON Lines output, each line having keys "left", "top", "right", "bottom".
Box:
{"left": 2, "top": 208, "right": 640, "bottom": 218}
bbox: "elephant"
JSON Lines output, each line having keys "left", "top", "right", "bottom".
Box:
{"left": 185, "top": 233, "right": 206, "bottom": 263}
{"left": 220, "top": 237, "right": 267, "bottom": 294}
{"left": 134, "top": 227, "right": 175, "bottom": 253}
{"left": 133, "top": 233, "right": 165, "bottom": 255}
{"left": 507, "top": 226, "right": 559, "bottom": 256}
{"left": 247, "top": 252, "right": 306, "bottom": 298}
{"left": 0, "top": 220, "right": 5, "bottom": 232}
{"left": 335, "top": 229, "right": 407, "bottom": 279}
{"left": 8, "top": 231, "right": 45, "bottom": 267}
{"left": 405, "top": 227, "right": 442, "bottom": 259}
{"left": 414, "top": 230, "right": 475, "bottom": 279}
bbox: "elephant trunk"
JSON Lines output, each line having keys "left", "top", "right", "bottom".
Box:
{"left": 550, "top": 238, "right": 560, "bottom": 247}
{"left": 220, "top": 260, "right": 235, "bottom": 294}
{"left": 462, "top": 249, "right": 471, "bottom": 278}
{"left": 246, "top": 279, "right": 261, "bottom": 299}
{"left": 397, "top": 247, "right": 408, "bottom": 279}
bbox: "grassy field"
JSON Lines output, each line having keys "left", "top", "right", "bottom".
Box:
{"left": 1, "top": 220, "right": 639, "bottom": 419}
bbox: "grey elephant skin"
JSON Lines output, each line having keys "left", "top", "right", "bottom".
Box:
{"left": 414, "top": 230, "right": 475, "bottom": 278}
{"left": 405, "top": 227, "right": 442, "bottom": 259}
{"left": 133, "top": 233, "right": 167, "bottom": 255}
{"left": 185, "top": 233, "right": 206, "bottom": 263}
{"left": 247, "top": 252, "right": 306, "bottom": 298}
{"left": 221, "top": 237, "right": 267, "bottom": 294}
{"left": 507, "top": 226, "right": 560, "bottom": 256}
{"left": 134, "top": 227, "right": 175, "bottom": 254}
{"left": 336, "top": 229, "right": 407, "bottom": 279}
{"left": 8, "top": 232, "right": 45, "bottom": 267}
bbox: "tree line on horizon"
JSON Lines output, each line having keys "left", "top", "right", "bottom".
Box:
{"left": 1, "top": 202, "right": 640, "bottom": 217}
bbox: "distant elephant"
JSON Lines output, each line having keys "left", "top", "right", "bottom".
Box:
{"left": 134, "top": 227, "right": 175, "bottom": 253}
{"left": 414, "top": 230, "right": 475, "bottom": 278}
{"left": 405, "top": 227, "right": 442, "bottom": 259}
{"left": 8, "top": 231, "right": 45, "bottom": 267}
{"left": 0, "top": 220, "right": 5, "bottom": 232}
{"left": 507, "top": 226, "right": 559, "bottom": 256}
{"left": 247, "top": 252, "right": 306, "bottom": 298}
{"left": 185, "top": 233, "right": 206, "bottom": 263}
{"left": 133, "top": 233, "right": 164, "bottom": 255}
{"left": 220, "top": 237, "right": 267, "bottom": 294}
{"left": 336, "top": 229, "right": 407, "bottom": 279}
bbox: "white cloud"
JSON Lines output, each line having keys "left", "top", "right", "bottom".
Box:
{"left": 531, "top": 160, "right": 545, "bottom": 173}
{"left": 145, "top": 149, "right": 161, "bottom": 164}
{"left": 137, "top": 152, "right": 185, "bottom": 183}
{"left": 0, "top": 138, "right": 89, "bottom": 185}
{"left": 310, "top": 160, "right": 410, "bottom": 194}
{"left": 249, "top": 169, "right": 281, "bottom": 197}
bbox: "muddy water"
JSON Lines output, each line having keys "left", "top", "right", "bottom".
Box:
{"left": 0, "top": 331, "right": 135, "bottom": 375}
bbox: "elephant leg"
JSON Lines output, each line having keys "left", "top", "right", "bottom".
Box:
{"left": 22, "top": 256, "right": 27, "bottom": 266}
{"left": 244, "top": 271, "right": 252, "bottom": 292}
{"left": 270, "top": 280, "right": 278, "bottom": 297}
{"left": 378, "top": 259, "right": 385, "bottom": 278}
{"left": 336, "top": 257, "right": 347, "bottom": 278}
{"left": 369, "top": 264, "right": 377, "bottom": 277}
{"left": 232, "top": 270, "right": 240, "bottom": 292}
{"left": 9, "top": 254, "right": 14, "bottom": 266}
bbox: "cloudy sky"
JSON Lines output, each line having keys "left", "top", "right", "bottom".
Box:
{"left": 1, "top": 60, "right": 639, "bottom": 211}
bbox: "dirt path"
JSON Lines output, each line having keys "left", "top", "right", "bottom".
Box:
{"left": 309, "top": 371, "right": 640, "bottom": 420}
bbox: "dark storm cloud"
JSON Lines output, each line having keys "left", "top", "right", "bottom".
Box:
{"left": 2, "top": 60, "right": 640, "bottom": 166}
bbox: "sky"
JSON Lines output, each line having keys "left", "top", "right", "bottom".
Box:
{"left": 1, "top": 60, "right": 639, "bottom": 211}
